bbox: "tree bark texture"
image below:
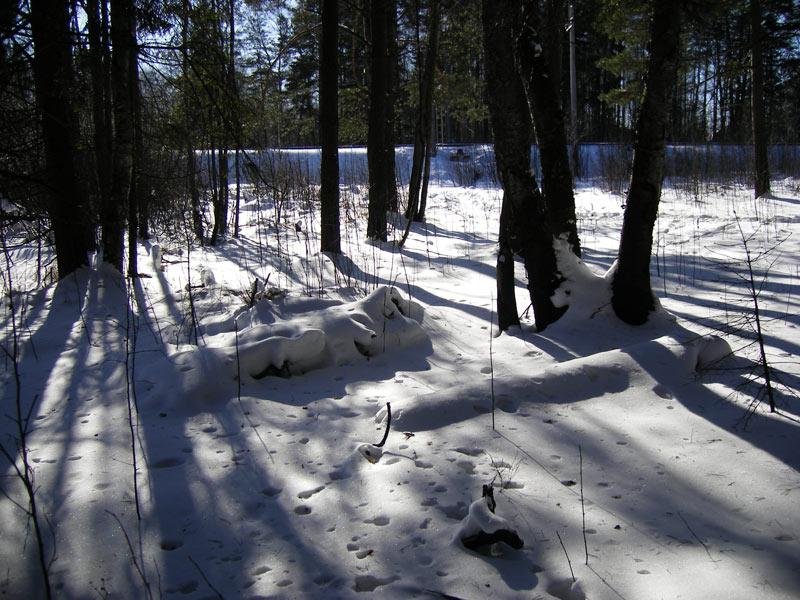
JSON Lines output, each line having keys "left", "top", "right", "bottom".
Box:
{"left": 405, "top": 0, "right": 440, "bottom": 223}
{"left": 182, "top": 0, "right": 203, "bottom": 243}
{"left": 612, "top": 1, "right": 682, "bottom": 325}
{"left": 30, "top": 0, "right": 93, "bottom": 279}
{"left": 385, "top": 0, "right": 399, "bottom": 213}
{"left": 87, "top": 0, "right": 111, "bottom": 237}
{"left": 482, "top": 0, "right": 566, "bottom": 332}
{"left": 128, "top": 42, "right": 141, "bottom": 277}
{"left": 517, "top": 0, "right": 581, "bottom": 257}
{"left": 105, "top": 0, "right": 136, "bottom": 272}
{"left": 750, "top": 0, "right": 770, "bottom": 198}
{"left": 367, "top": 0, "right": 389, "bottom": 241}
{"left": 320, "top": 0, "right": 341, "bottom": 252}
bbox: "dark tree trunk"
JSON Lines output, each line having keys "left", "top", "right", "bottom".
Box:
{"left": 517, "top": 0, "right": 581, "bottom": 257}
{"left": 496, "top": 196, "right": 520, "bottom": 330}
{"left": 87, "top": 0, "right": 111, "bottom": 238}
{"left": 182, "top": 0, "right": 203, "bottom": 242}
{"left": 482, "top": 0, "right": 565, "bottom": 332}
{"left": 405, "top": 0, "right": 440, "bottom": 223}
{"left": 367, "top": 0, "right": 389, "bottom": 241}
{"left": 612, "top": 1, "right": 682, "bottom": 325}
{"left": 320, "top": 0, "right": 341, "bottom": 252}
{"left": 105, "top": 0, "right": 136, "bottom": 272}
{"left": 750, "top": 0, "right": 770, "bottom": 198}
{"left": 30, "top": 0, "right": 93, "bottom": 279}
{"left": 128, "top": 38, "right": 141, "bottom": 277}
{"left": 385, "top": 0, "right": 399, "bottom": 213}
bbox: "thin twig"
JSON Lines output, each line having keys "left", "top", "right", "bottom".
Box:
{"left": 490, "top": 294, "right": 495, "bottom": 431}
{"left": 677, "top": 511, "right": 714, "bottom": 562}
{"left": 580, "top": 445, "right": 588, "bottom": 566}
{"left": 188, "top": 555, "right": 225, "bottom": 600}
{"left": 556, "top": 530, "right": 576, "bottom": 583}
{"left": 105, "top": 511, "right": 152, "bottom": 600}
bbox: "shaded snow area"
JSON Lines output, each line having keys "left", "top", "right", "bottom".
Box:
{"left": 2, "top": 161, "right": 799, "bottom": 599}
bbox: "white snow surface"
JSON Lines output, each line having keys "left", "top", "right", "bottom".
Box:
{"left": 1, "top": 154, "right": 799, "bottom": 599}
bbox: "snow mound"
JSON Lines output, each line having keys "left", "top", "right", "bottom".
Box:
{"left": 155, "top": 286, "right": 428, "bottom": 412}
{"left": 378, "top": 335, "right": 727, "bottom": 431}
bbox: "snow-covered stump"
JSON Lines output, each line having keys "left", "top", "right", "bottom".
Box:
{"left": 455, "top": 485, "right": 523, "bottom": 553}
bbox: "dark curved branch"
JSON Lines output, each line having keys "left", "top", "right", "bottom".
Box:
{"left": 374, "top": 402, "right": 391, "bottom": 447}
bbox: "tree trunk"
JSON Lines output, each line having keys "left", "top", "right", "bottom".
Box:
{"left": 87, "top": 0, "right": 111, "bottom": 239}
{"left": 482, "top": 0, "right": 565, "bottom": 331}
{"left": 128, "top": 35, "right": 141, "bottom": 277}
{"left": 612, "top": 1, "right": 682, "bottom": 325}
{"left": 182, "top": 0, "right": 203, "bottom": 243}
{"left": 750, "top": 0, "right": 770, "bottom": 198}
{"left": 104, "top": 0, "right": 136, "bottom": 272}
{"left": 385, "top": 0, "right": 399, "bottom": 213}
{"left": 320, "top": 0, "right": 341, "bottom": 252}
{"left": 30, "top": 0, "right": 93, "bottom": 279}
{"left": 367, "top": 0, "right": 389, "bottom": 241}
{"left": 517, "top": 0, "right": 581, "bottom": 257}
{"left": 406, "top": 0, "right": 440, "bottom": 223}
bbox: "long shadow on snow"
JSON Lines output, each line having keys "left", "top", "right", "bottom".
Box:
{"left": 621, "top": 339, "right": 800, "bottom": 473}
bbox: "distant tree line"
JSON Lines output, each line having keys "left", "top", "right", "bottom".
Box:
{"left": 0, "top": 0, "right": 797, "bottom": 330}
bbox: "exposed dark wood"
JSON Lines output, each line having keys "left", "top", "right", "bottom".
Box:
{"left": 482, "top": 0, "right": 565, "bottom": 332}
{"left": 367, "top": 0, "right": 389, "bottom": 241}
{"left": 320, "top": 0, "right": 341, "bottom": 252}
{"left": 461, "top": 529, "right": 524, "bottom": 551}
{"left": 105, "top": 0, "right": 136, "bottom": 272}
{"left": 517, "top": 0, "right": 581, "bottom": 257}
{"left": 405, "top": 0, "right": 440, "bottom": 224}
{"left": 612, "top": 1, "right": 682, "bottom": 325}
{"left": 30, "top": 0, "right": 93, "bottom": 279}
{"left": 750, "top": 0, "right": 770, "bottom": 198}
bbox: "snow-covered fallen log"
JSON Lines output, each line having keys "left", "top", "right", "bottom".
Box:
{"left": 153, "top": 286, "right": 428, "bottom": 411}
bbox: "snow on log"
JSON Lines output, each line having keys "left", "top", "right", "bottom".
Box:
{"left": 155, "top": 286, "right": 428, "bottom": 412}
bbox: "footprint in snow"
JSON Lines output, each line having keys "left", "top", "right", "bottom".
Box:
{"left": 456, "top": 460, "right": 475, "bottom": 475}
{"left": 261, "top": 485, "right": 282, "bottom": 497}
{"left": 297, "top": 485, "right": 325, "bottom": 499}
{"left": 652, "top": 384, "right": 673, "bottom": 399}
{"left": 152, "top": 457, "right": 184, "bottom": 469}
{"left": 353, "top": 575, "right": 398, "bottom": 592}
{"left": 364, "top": 515, "right": 390, "bottom": 526}
{"left": 454, "top": 447, "right": 483, "bottom": 457}
{"left": 160, "top": 539, "right": 184, "bottom": 551}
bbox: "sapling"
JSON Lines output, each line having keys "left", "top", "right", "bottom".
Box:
{"left": 734, "top": 211, "right": 776, "bottom": 413}
{"left": 703, "top": 211, "right": 789, "bottom": 421}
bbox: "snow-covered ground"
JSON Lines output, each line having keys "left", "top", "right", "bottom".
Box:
{"left": 1, "top": 151, "right": 799, "bottom": 599}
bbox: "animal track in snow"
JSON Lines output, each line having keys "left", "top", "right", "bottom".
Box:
{"left": 364, "top": 515, "right": 390, "bottom": 526}
{"left": 152, "top": 457, "right": 184, "bottom": 469}
{"left": 439, "top": 502, "right": 468, "bottom": 520}
{"left": 294, "top": 505, "right": 312, "bottom": 515}
{"left": 456, "top": 460, "right": 475, "bottom": 474}
{"left": 160, "top": 539, "right": 183, "bottom": 551}
{"left": 353, "top": 575, "right": 398, "bottom": 592}
{"left": 454, "top": 447, "right": 483, "bottom": 457}
{"left": 297, "top": 485, "right": 325, "bottom": 499}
